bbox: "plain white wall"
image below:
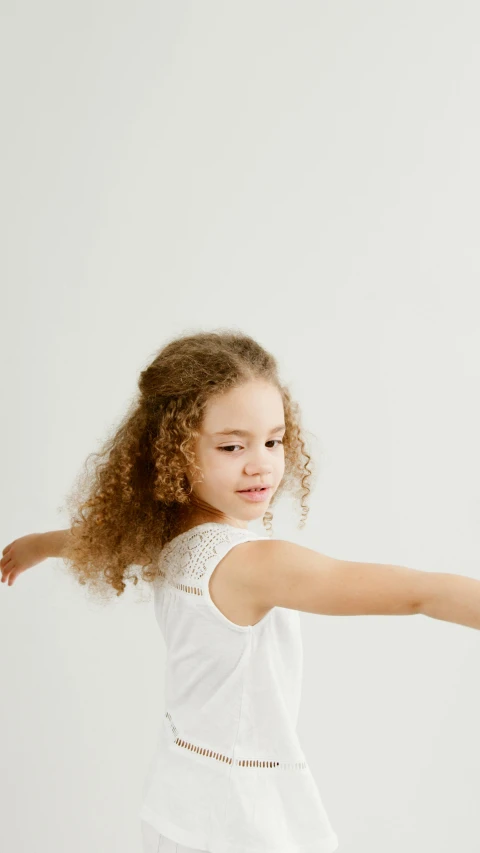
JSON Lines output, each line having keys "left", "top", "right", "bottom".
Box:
{"left": 2, "top": 2, "right": 480, "bottom": 851}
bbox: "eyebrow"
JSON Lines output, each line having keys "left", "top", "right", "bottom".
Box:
{"left": 212, "top": 424, "right": 286, "bottom": 437}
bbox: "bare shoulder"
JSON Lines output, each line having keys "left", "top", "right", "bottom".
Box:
{"left": 208, "top": 538, "right": 336, "bottom": 619}
{"left": 229, "top": 538, "right": 421, "bottom": 619}
{"left": 232, "top": 539, "right": 340, "bottom": 616}
{"left": 207, "top": 538, "right": 275, "bottom": 627}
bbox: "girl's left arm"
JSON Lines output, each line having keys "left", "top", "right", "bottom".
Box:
{"left": 1, "top": 531, "right": 61, "bottom": 586}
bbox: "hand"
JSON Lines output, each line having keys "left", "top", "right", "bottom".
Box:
{"left": 1, "top": 533, "right": 50, "bottom": 587}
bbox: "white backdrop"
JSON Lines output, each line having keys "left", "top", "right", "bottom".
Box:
{"left": 1, "top": 2, "right": 479, "bottom": 852}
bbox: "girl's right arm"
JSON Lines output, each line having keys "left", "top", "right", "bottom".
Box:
{"left": 1, "top": 529, "right": 72, "bottom": 586}
{"left": 233, "top": 539, "right": 480, "bottom": 631}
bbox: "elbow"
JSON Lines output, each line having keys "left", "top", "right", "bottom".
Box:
{"left": 410, "top": 571, "right": 433, "bottom": 616}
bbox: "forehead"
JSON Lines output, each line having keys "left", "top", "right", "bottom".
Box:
{"left": 201, "top": 381, "right": 284, "bottom": 432}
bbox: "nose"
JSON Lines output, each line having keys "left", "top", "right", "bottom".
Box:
{"left": 244, "top": 452, "right": 273, "bottom": 478}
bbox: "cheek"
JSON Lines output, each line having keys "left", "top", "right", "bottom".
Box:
{"left": 207, "top": 452, "right": 239, "bottom": 482}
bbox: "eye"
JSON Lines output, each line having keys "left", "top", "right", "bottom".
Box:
{"left": 218, "top": 440, "right": 284, "bottom": 453}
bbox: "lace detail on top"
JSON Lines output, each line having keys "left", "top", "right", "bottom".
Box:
{"left": 158, "top": 522, "right": 259, "bottom": 594}
{"left": 165, "top": 711, "right": 307, "bottom": 771}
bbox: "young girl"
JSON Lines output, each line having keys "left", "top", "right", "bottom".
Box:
{"left": 2, "top": 329, "right": 479, "bottom": 853}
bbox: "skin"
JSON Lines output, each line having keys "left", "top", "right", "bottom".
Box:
{"left": 184, "top": 379, "right": 286, "bottom": 531}
{"left": 0, "top": 379, "right": 287, "bottom": 586}
{"left": 4, "top": 380, "right": 480, "bottom": 633}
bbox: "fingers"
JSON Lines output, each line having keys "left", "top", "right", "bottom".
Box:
{"left": 2, "top": 568, "right": 17, "bottom": 585}
{"left": 1, "top": 557, "right": 15, "bottom": 584}
{"left": 1, "top": 546, "right": 13, "bottom": 566}
{"left": 2, "top": 542, "right": 22, "bottom": 586}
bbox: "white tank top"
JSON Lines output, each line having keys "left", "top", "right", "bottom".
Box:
{"left": 139, "top": 522, "right": 339, "bottom": 853}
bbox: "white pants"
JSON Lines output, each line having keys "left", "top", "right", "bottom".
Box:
{"left": 141, "top": 819, "right": 206, "bottom": 853}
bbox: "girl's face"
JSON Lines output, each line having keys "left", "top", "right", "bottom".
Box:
{"left": 187, "top": 379, "right": 286, "bottom": 528}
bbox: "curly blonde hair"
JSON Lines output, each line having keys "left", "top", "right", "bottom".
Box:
{"left": 59, "top": 329, "right": 316, "bottom": 601}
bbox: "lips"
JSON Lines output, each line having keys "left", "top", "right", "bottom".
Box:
{"left": 236, "top": 486, "right": 272, "bottom": 502}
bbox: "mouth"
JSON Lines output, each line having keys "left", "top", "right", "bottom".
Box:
{"left": 237, "top": 486, "right": 271, "bottom": 492}
{"left": 236, "top": 486, "right": 272, "bottom": 501}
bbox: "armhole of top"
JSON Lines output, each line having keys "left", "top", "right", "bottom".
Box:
{"left": 202, "top": 534, "right": 274, "bottom": 633}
